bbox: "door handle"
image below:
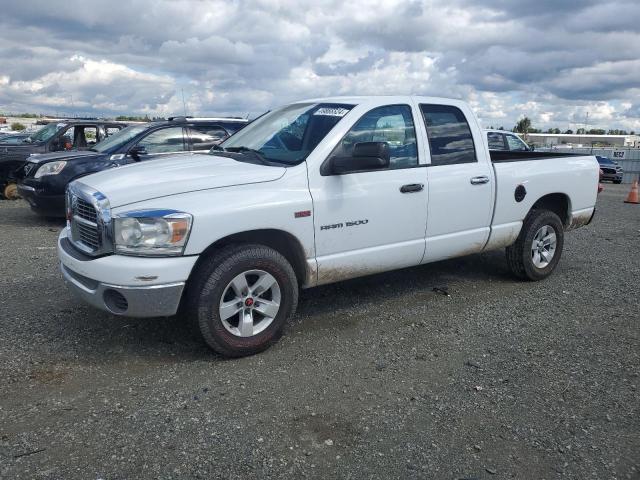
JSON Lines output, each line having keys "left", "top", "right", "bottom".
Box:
{"left": 470, "top": 176, "right": 490, "bottom": 185}
{"left": 400, "top": 183, "right": 424, "bottom": 193}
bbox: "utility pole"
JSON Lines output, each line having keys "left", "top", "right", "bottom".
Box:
{"left": 585, "top": 111, "right": 589, "bottom": 134}
{"left": 181, "top": 88, "right": 187, "bottom": 117}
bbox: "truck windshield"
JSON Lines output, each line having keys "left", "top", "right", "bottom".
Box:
{"left": 26, "top": 123, "right": 65, "bottom": 143}
{"left": 219, "top": 103, "right": 354, "bottom": 165}
{"left": 91, "top": 124, "right": 150, "bottom": 153}
{"left": 597, "top": 156, "right": 615, "bottom": 165}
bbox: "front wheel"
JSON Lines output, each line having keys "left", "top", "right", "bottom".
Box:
{"left": 506, "top": 209, "right": 564, "bottom": 281}
{"left": 186, "top": 244, "right": 298, "bottom": 357}
{"left": 2, "top": 182, "right": 20, "bottom": 200}
{"left": 613, "top": 180, "right": 622, "bottom": 184}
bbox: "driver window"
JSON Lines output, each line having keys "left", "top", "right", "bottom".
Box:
{"left": 137, "top": 127, "right": 186, "bottom": 154}
{"left": 335, "top": 105, "right": 418, "bottom": 169}
{"left": 58, "top": 127, "right": 74, "bottom": 151}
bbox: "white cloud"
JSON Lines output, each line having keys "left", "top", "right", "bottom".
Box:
{"left": 0, "top": 0, "right": 638, "bottom": 131}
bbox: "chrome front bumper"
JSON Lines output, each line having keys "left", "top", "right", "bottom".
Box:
{"left": 61, "top": 263, "right": 185, "bottom": 317}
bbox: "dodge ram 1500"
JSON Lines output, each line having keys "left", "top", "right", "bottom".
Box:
{"left": 57, "top": 96, "right": 599, "bottom": 357}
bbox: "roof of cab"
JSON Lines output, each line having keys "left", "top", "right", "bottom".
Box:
{"left": 291, "top": 95, "right": 471, "bottom": 108}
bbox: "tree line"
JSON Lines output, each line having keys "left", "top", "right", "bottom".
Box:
{"left": 488, "top": 117, "right": 636, "bottom": 136}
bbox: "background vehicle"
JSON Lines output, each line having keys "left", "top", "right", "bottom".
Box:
{"left": 595, "top": 155, "right": 623, "bottom": 184}
{"left": 19, "top": 117, "right": 248, "bottom": 216}
{"left": 1, "top": 120, "right": 127, "bottom": 199}
{"left": 58, "top": 96, "right": 598, "bottom": 357}
{"left": 486, "top": 129, "right": 532, "bottom": 151}
{"left": 0, "top": 132, "right": 30, "bottom": 143}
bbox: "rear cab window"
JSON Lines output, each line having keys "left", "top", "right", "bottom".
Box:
{"left": 188, "top": 126, "right": 229, "bottom": 151}
{"left": 505, "top": 134, "right": 529, "bottom": 151}
{"left": 487, "top": 132, "right": 506, "bottom": 150}
{"left": 105, "top": 126, "right": 123, "bottom": 137}
{"left": 219, "top": 122, "right": 246, "bottom": 135}
{"left": 420, "top": 104, "right": 477, "bottom": 166}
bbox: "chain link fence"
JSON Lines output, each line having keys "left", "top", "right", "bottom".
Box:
{"left": 539, "top": 147, "right": 640, "bottom": 183}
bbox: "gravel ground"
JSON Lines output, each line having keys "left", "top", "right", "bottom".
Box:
{"left": 0, "top": 184, "right": 638, "bottom": 480}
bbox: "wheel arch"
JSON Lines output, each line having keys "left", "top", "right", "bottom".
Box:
{"left": 528, "top": 193, "right": 572, "bottom": 228}
{"left": 189, "top": 229, "right": 310, "bottom": 286}
{"left": 0, "top": 160, "right": 27, "bottom": 180}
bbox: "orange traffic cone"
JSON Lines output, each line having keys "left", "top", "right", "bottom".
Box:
{"left": 624, "top": 179, "right": 639, "bottom": 204}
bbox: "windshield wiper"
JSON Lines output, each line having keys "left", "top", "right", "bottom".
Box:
{"left": 225, "top": 146, "right": 271, "bottom": 165}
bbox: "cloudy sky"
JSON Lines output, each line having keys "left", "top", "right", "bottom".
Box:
{"left": 1, "top": 0, "right": 639, "bottom": 131}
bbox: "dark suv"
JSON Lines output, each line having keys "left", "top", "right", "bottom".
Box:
{"left": 18, "top": 117, "right": 248, "bottom": 217}
{"left": 596, "top": 156, "right": 623, "bottom": 184}
{"left": 1, "top": 120, "right": 128, "bottom": 199}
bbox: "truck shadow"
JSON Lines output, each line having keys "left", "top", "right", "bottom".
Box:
{"left": 12, "top": 248, "right": 516, "bottom": 369}
{"left": 296, "top": 250, "right": 514, "bottom": 319}
{"left": 44, "top": 250, "right": 514, "bottom": 361}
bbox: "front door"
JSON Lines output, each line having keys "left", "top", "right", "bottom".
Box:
{"left": 419, "top": 103, "right": 494, "bottom": 262}
{"left": 309, "top": 104, "right": 428, "bottom": 285}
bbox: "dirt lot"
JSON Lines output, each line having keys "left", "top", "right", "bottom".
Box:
{"left": 0, "top": 184, "right": 638, "bottom": 479}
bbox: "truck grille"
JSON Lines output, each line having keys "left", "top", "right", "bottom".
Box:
{"left": 76, "top": 197, "right": 98, "bottom": 223}
{"left": 66, "top": 184, "right": 111, "bottom": 256}
{"left": 76, "top": 221, "right": 101, "bottom": 249}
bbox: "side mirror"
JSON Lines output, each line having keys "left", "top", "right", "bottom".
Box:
{"left": 329, "top": 142, "right": 390, "bottom": 175}
{"left": 129, "top": 145, "right": 147, "bottom": 160}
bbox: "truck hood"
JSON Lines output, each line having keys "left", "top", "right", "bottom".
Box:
{"left": 0, "top": 143, "right": 38, "bottom": 155}
{"left": 27, "top": 150, "right": 103, "bottom": 165}
{"left": 76, "top": 153, "right": 287, "bottom": 208}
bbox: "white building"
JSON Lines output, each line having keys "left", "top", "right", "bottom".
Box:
{"left": 526, "top": 133, "right": 640, "bottom": 148}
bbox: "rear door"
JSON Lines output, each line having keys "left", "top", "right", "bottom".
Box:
{"left": 419, "top": 103, "right": 494, "bottom": 263}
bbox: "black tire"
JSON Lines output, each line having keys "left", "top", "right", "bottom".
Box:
{"left": 3, "top": 182, "right": 20, "bottom": 200}
{"left": 613, "top": 180, "right": 622, "bottom": 184}
{"left": 185, "top": 244, "right": 298, "bottom": 357}
{"left": 506, "top": 209, "right": 564, "bottom": 281}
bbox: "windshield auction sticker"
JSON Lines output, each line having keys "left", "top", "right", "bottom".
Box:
{"left": 314, "top": 107, "right": 350, "bottom": 117}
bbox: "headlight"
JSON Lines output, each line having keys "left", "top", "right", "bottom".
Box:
{"left": 113, "top": 210, "right": 192, "bottom": 256}
{"left": 34, "top": 161, "right": 67, "bottom": 178}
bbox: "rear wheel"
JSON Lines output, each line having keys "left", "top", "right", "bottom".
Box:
{"left": 186, "top": 244, "right": 298, "bottom": 357}
{"left": 506, "top": 209, "right": 564, "bottom": 281}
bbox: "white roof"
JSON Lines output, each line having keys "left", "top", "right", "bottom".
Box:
{"left": 484, "top": 129, "right": 519, "bottom": 135}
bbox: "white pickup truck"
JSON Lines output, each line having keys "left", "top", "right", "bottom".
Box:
{"left": 58, "top": 96, "right": 599, "bottom": 357}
